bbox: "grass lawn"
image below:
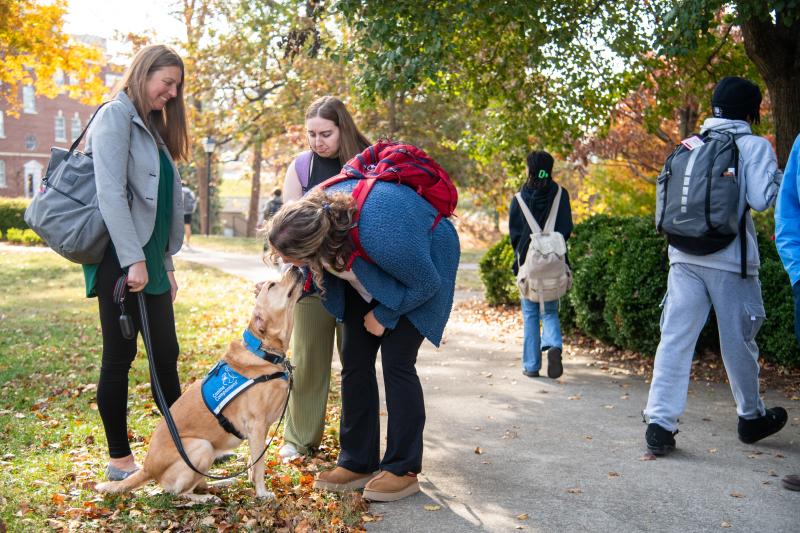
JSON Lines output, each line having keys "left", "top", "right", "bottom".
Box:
{"left": 0, "top": 249, "right": 370, "bottom": 532}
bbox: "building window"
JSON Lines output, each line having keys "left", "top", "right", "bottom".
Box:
{"left": 105, "top": 74, "right": 121, "bottom": 88}
{"left": 25, "top": 134, "right": 37, "bottom": 151}
{"left": 0, "top": 111, "right": 5, "bottom": 138}
{"left": 55, "top": 111, "right": 66, "bottom": 142}
{"left": 0, "top": 160, "right": 6, "bottom": 188}
{"left": 23, "top": 85, "right": 36, "bottom": 113}
{"left": 71, "top": 113, "right": 82, "bottom": 141}
{"left": 53, "top": 69, "right": 65, "bottom": 86}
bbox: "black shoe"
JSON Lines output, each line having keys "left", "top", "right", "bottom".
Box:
{"left": 645, "top": 423, "right": 677, "bottom": 456}
{"left": 522, "top": 370, "right": 540, "bottom": 378}
{"left": 738, "top": 407, "right": 787, "bottom": 444}
{"left": 781, "top": 474, "right": 800, "bottom": 491}
{"left": 546, "top": 347, "right": 563, "bottom": 379}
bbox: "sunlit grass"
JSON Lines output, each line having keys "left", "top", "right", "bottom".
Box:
{"left": 0, "top": 249, "right": 364, "bottom": 532}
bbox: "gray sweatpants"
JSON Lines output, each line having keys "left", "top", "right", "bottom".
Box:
{"left": 644, "top": 263, "right": 766, "bottom": 431}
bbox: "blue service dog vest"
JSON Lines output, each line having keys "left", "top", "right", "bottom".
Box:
{"left": 200, "top": 330, "right": 290, "bottom": 439}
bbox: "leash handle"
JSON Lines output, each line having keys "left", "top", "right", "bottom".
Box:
{"left": 136, "top": 291, "right": 291, "bottom": 480}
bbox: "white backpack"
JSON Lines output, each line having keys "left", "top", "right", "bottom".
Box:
{"left": 514, "top": 186, "right": 572, "bottom": 311}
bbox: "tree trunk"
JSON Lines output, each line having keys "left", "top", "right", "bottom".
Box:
{"left": 247, "top": 140, "right": 263, "bottom": 238}
{"left": 740, "top": 10, "right": 800, "bottom": 168}
{"left": 387, "top": 95, "right": 398, "bottom": 138}
{"left": 678, "top": 104, "right": 699, "bottom": 140}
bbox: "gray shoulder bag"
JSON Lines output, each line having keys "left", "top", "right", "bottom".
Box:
{"left": 24, "top": 103, "right": 111, "bottom": 264}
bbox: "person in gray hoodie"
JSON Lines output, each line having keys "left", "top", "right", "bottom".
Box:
{"left": 643, "top": 77, "right": 787, "bottom": 455}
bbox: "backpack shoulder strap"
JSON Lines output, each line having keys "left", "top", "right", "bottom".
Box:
{"left": 514, "top": 192, "right": 542, "bottom": 234}
{"left": 295, "top": 151, "right": 313, "bottom": 190}
{"left": 543, "top": 186, "right": 563, "bottom": 233}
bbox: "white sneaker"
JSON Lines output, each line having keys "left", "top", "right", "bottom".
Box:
{"left": 278, "top": 443, "right": 301, "bottom": 463}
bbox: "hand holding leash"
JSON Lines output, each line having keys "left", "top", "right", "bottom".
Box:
{"left": 127, "top": 261, "right": 148, "bottom": 292}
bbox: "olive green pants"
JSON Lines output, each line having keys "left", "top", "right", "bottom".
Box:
{"left": 283, "top": 294, "right": 342, "bottom": 454}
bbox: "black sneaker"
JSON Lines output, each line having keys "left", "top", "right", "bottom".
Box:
{"left": 546, "top": 347, "right": 563, "bottom": 379}
{"left": 522, "top": 370, "right": 540, "bottom": 378}
{"left": 645, "top": 423, "right": 677, "bottom": 456}
{"left": 738, "top": 407, "right": 788, "bottom": 444}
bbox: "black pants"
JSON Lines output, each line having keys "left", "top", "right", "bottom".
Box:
{"left": 95, "top": 248, "right": 181, "bottom": 458}
{"left": 337, "top": 284, "right": 425, "bottom": 475}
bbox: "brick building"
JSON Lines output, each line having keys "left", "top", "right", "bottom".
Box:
{"left": 0, "top": 70, "right": 121, "bottom": 198}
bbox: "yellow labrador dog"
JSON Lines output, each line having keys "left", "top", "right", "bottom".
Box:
{"left": 96, "top": 267, "right": 303, "bottom": 500}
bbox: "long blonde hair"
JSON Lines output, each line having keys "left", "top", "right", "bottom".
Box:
{"left": 113, "top": 44, "right": 189, "bottom": 160}
{"left": 267, "top": 188, "right": 357, "bottom": 294}
{"left": 306, "top": 96, "right": 370, "bottom": 165}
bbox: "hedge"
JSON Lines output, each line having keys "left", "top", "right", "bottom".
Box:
{"left": 0, "top": 197, "right": 29, "bottom": 235}
{"left": 5, "top": 228, "right": 42, "bottom": 245}
{"left": 479, "top": 214, "right": 799, "bottom": 368}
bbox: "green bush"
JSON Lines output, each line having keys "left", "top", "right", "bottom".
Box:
{"left": 478, "top": 235, "right": 517, "bottom": 306}
{"left": 480, "top": 213, "right": 799, "bottom": 367}
{"left": 5, "top": 228, "right": 42, "bottom": 246}
{"left": 0, "top": 198, "right": 29, "bottom": 234}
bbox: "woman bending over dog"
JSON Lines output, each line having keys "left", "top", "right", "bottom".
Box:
{"left": 83, "top": 44, "right": 189, "bottom": 481}
{"left": 267, "top": 180, "right": 460, "bottom": 502}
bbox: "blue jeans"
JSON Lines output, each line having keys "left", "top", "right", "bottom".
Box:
{"left": 520, "top": 298, "right": 562, "bottom": 373}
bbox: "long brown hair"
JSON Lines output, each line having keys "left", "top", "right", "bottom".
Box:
{"left": 113, "top": 44, "right": 189, "bottom": 160}
{"left": 306, "top": 96, "right": 370, "bottom": 165}
{"left": 267, "top": 188, "right": 357, "bottom": 294}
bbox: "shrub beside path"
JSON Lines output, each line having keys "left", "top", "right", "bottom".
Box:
{"left": 178, "top": 246, "right": 799, "bottom": 532}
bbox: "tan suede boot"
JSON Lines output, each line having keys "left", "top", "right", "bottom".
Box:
{"left": 362, "top": 471, "right": 420, "bottom": 502}
{"left": 313, "top": 467, "right": 377, "bottom": 492}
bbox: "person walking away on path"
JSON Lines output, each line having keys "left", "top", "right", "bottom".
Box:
{"left": 82, "top": 45, "right": 189, "bottom": 481}
{"left": 774, "top": 131, "right": 800, "bottom": 492}
{"left": 271, "top": 96, "right": 370, "bottom": 463}
{"left": 263, "top": 188, "right": 283, "bottom": 222}
{"left": 508, "top": 151, "right": 573, "bottom": 379}
{"left": 181, "top": 181, "right": 196, "bottom": 249}
{"left": 644, "top": 76, "right": 786, "bottom": 456}
{"left": 267, "top": 180, "right": 459, "bottom": 502}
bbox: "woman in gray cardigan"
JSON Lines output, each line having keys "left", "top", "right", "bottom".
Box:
{"left": 83, "top": 45, "right": 188, "bottom": 481}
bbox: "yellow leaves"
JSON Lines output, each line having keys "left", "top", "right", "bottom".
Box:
{"left": 424, "top": 504, "right": 441, "bottom": 511}
{"left": 0, "top": 0, "right": 106, "bottom": 115}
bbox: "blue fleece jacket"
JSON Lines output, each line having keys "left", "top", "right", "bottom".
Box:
{"left": 319, "top": 179, "right": 460, "bottom": 346}
{"left": 776, "top": 133, "right": 800, "bottom": 286}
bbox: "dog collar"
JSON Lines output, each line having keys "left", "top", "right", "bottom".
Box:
{"left": 242, "top": 329, "right": 286, "bottom": 365}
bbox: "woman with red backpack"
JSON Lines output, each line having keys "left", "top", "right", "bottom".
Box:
{"left": 266, "top": 167, "right": 460, "bottom": 501}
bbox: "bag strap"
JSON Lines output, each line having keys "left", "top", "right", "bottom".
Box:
{"left": 514, "top": 192, "right": 542, "bottom": 234}
{"left": 295, "top": 151, "right": 313, "bottom": 191}
{"left": 69, "top": 102, "right": 109, "bottom": 158}
{"left": 543, "top": 186, "right": 563, "bottom": 233}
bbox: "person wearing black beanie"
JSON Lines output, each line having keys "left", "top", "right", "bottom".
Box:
{"left": 644, "top": 76, "right": 786, "bottom": 457}
{"left": 508, "top": 150, "right": 573, "bottom": 379}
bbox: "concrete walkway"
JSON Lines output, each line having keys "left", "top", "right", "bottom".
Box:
{"left": 177, "top": 246, "right": 799, "bottom": 532}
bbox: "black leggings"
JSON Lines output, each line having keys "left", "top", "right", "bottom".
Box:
{"left": 95, "top": 248, "right": 181, "bottom": 458}
{"left": 337, "top": 284, "right": 425, "bottom": 475}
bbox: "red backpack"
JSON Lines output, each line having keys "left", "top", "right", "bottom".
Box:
{"left": 321, "top": 140, "right": 458, "bottom": 269}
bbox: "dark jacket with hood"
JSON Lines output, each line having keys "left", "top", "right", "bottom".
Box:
{"left": 508, "top": 180, "right": 574, "bottom": 275}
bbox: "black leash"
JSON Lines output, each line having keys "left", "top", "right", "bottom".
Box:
{"left": 116, "top": 275, "right": 291, "bottom": 480}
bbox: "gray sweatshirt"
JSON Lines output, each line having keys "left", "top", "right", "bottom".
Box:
{"left": 668, "top": 118, "right": 782, "bottom": 275}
